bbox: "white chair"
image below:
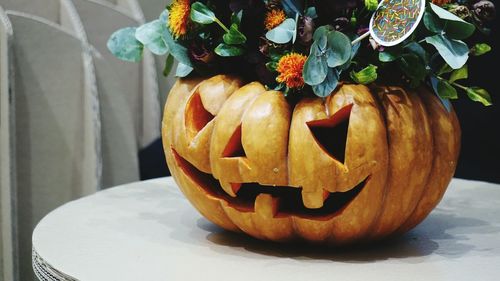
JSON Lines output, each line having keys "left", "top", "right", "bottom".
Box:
{"left": 1, "top": 10, "right": 101, "bottom": 279}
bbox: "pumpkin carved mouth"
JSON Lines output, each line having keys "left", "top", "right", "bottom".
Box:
{"left": 172, "top": 148, "right": 369, "bottom": 220}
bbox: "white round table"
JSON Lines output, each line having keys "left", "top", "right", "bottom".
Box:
{"left": 32, "top": 177, "right": 500, "bottom": 281}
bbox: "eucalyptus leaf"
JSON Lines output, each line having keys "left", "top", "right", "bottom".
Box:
{"left": 423, "top": 8, "right": 444, "bottom": 33}
{"left": 160, "top": 10, "right": 192, "bottom": 66}
{"left": 429, "top": 3, "right": 475, "bottom": 40}
{"left": 107, "top": 27, "right": 144, "bottom": 62}
{"left": 303, "top": 42, "right": 328, "bottom": 85}
{"left": 466, "top": 87, "right": 492, "bottom": 106}
{"left": 326, "top": 31, "right": 352, "bottom": 68}
{"left": 313, "top": 25, "right": 333, "bottom": 42}
{"left": 430, "top": 76, "right": 452, "bottom": 112}
{"left": 350, "top": 37, "right": 361, "bottom": 59}
{"left": 436, "top": 79, "right": 458, "bottom": 99}
{"left": 398, "top": 54, "right": 426, "bottom": 87}
{"left": 470, "top": 43, "right": 492, "bottom": 56}
{"left": 190, "top": 2, "right": 216, "bottom": 24}
{"left": 425, "top": 35, "right": 468, "bottom": 69}
{"left": 175, "top": 62, "right": 194, "bottom": 77}
{"left": 282, "top": 0, "right": 303, "bottom": 16}
{"left": 163, "top": 54, "right": 174, "bottom": 76}
{"left": 135, "top": 20, "right": 169, "bottom": 55}
{"left": 305, "top": 7, "right": 318, "bottom": 19}
{"left": 312, "top": 69, "right": 340, "bottom": 97}
{"left": 379, "top": 50, "right": 399, "bottom": 62}
{"left": 214, "top": 43, "right": 245, "bottom": 56}
{"left": 265, "top": 18, "right": 296, "bottom": 44}
{"left": 223, "top": 24, "right": 247, "bottom": 45}
{"left": 350, "top": 65, "right": 378, "bottom": 84}
{"left": 449, "top": 65, "right": 468, "bottom": 83}
{"left": 159, "top": 9, "right": 168, "bottom": 23}
{"left": 404, "top": 42, "right": 429, "bottom": 64}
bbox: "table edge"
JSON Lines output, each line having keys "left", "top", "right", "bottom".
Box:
{"left": 33, "top": 247, "right": 77, "bottom": 281}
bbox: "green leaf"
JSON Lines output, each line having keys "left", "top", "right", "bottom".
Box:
{"left": 163, "top": 54, "right": 174, "bottom": 77}
{"left": 312, "top": 69, "right": 340, "bottom": 97}
{"left": 305, "top": 7, "right": 318, "bottom": 19}
{"left": 282, "top": 0, "right": 303, "bottom": 16}
{"left": 449, "top": 65, "right": 468, "bottom": 83}
{"left": 326, "top": 31, "right": 352, "bottom": 68}
{"left": 429, "top": 3, "right": 475, "bottom": 40}
{"left": 313, "top": 25, "right": 333, "bottom": 42}
{"left": 379, "top": 51, "right": 399, "bottom": 62}
{"left": 466, "top": 87, "right": 492, "bottom": 106}
{"left": 266, "top": 61, "right": 278, "bottom": 72}
{"left": 223, "top": 24, "right": 247, "bottom": 45}
{"left": 438, "top": 63, "right": 453, "bottom": 75}
{"left": 231, "top": 10, "right": 243, "bottom": 26}
{"left": 265, "top": 18, "right": 296, "bottom": 44}
{"left": 159, "top": 9, "right": 168, "bottom": 23}
{"left": 364, "top": 0, "right": 378, "bottom": 11}
{"left": 107, "top": 27, "right": 144, "bottom": 62}
{"left": 436, "top": 80, "right": 458, "bottom": 99}
{"left": 398, "top": 54, "right": 426, "bottom": 87}
{"left": 350, "top": 65, "right": 378, "bottom": 84}
{"left": 175, "top": 62, "right": 193, "bottom": 77}
{"left": 135, "top": 20, "right": 169, "bottom": 55}
{"left": 214, "top": 43, "right": 245, "bottom": 57}
{"left": 470, "top": 43, "right": 492, "bottom": 56}
{"left": 303, "top": 42, "right": 328, "bottom": 85}
{"left": 160, "top": 12, "right": 192, "bottom": 66}
{"left": 430, "top": 77, "right": 452, "bottom": 112}
{"left": 190, "top": 2, "right": 216, "bottom": 24}
{"left": 404, "top": 42, "right": 429, "bottom": 64}
{"left": 424, "top": 8, "right": 444, "bottom": 33}
{"left": 425, "top": 35, "right": 469, "bottom": 69}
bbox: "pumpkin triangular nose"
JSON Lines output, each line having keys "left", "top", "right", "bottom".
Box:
{"left": 306, "top": 103, "right": 353, "bottom": 165}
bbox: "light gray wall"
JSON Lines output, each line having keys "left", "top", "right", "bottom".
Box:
{"left": 0, "top": 6, "right": 16, "bottom": 281}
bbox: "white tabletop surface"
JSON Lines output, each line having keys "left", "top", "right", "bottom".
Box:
{"left": 32, "top": 177, "right": 500, "bottom": 281}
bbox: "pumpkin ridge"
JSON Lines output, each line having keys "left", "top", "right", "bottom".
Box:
{"left": 368, "top": 86, "right": 435, "bottom": 238}
{"left": 164, "top": 76, "right": 460, "bottom": 244}
{"left": 396, "top": 88, "right": 461, "bottom": 234}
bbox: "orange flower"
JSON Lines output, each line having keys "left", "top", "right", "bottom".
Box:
{"left": 265, "top": 9, "right": 286, "bottom": 30}
{"left": 431, "top": 0, "right": 451, "bottom": 6}
{"left": 169, "top": 0, "right": 191, "bottom": 38}
{"left": 276, "top": 53, "right": 307, "bottom": 89}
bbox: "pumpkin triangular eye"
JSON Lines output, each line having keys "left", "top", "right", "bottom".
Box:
{"left": 185, "top": 91, "right": 215, "bottom": 139}
{"left": 222, "top": 124, "right": 246, "bottom": 158}
{"left": 306, "top": 104, "right": 353, "bottom": 164}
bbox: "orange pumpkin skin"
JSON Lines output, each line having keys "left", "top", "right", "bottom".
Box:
{"left": 162, "top": 75, "right": 461, "bottom": 245}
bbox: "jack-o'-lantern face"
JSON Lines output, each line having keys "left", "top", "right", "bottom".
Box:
{"left": 162, "top": 75, "right": 460, "bottom": 244}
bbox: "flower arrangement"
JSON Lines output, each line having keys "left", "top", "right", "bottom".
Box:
{"left": 108, "top": 0, "right": 495, "bottom": 105}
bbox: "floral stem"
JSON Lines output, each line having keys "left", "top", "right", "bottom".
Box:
{"left": 437, "top": 75, "right": 468, "bottom": 91}
{"left": 352, "top": 31, "right": 370, "bottom": 45}
{"left": 214, "top": 17, "right": 230, "bottom": 33}
{"left": 452, "top": 82, "right": 468, "bottom": 91}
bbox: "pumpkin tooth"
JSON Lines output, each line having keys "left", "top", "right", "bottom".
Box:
{"left": 301, "top": 189, "right": 330, "bottom": 209}
{"left": 219, "top": 182, "right": 238, "bottom": 197}
{"left": 255, "top": 194, "right": 280, "bottom": 218}
{"left": 230, "top": 183, "right": 242, "bottom": 195}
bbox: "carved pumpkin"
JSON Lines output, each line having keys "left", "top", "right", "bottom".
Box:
{"left": 162, "top": 75, "right": 461, "bottom": 245}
